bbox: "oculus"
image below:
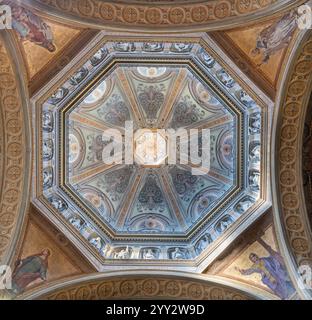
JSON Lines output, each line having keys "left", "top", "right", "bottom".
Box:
{"left": 134, "top": 129, "right": 168, "bottom": 167}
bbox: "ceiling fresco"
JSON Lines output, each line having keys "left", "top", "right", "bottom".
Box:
{"left": 31, "top": 38, "right": 270, "bottom": 270}
{"left": 66, "top": 63, "right": 237, "bottom": 236}
{"left": 2, "top": 0, "right": 309, "bottom": 301}
{"left": 210, "top": 11, "right": 299, "bottom": 101}
{"left": 19, "top": 210, "right": 94, "bottom": 285}
{"left": 6, "top": 0, "right": 82, "bottom": 79}
{"left": 21, "top": 21, "right": 81, "bottom": 79}
{"left": 224, "top": 13, "right": 297, "bottom": 84}
{"left": 205, "top": 213, "right": 296, "bottom": 300}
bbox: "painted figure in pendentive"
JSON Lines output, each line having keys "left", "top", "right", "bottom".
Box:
{"left": 236, "top": 239, "right": 295, "bottom": 299}
{"left": 10, "top": 3, "right": 56, "bottom": 52}
{"left": 11, "top": 249, "right": 51, "bottom": 294}
{"left": 251, "top": 12, "right": 297, "bottom": 65}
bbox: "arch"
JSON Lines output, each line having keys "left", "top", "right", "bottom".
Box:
{"left": 0, "top": 33, "right": 31, "bottom": 265}
{"left": 20, "top": 270, "right": 277, "bottom": 300}
{"left": 272, "top": 29, "right": 312, "bottom": 299}
{"left": 20, "top": 0, "right": 304, "bottom": 33}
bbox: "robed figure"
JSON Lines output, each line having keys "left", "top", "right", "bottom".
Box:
{"left": 251, "top": 12, "right": 297, "bottom": 64}
{"left": 236, "top": 239, "right": 295, "bottom": 299}
{"left": 11, "top": 249, "right": 51, "bottom": 294}
{"left": 10, "top": 3, "right": 56, "bottom": 52}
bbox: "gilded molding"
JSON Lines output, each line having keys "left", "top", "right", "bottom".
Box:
{"left": 0, "top": 33, "right": 31, "bottom": 265}
{"left": 273, "top": 30, "right": 312, "bottom": 299}
{"left": 19, "top": 271, "right": 277, "bottom": 300}
{"left": 20, "top": 0, "right": 305, "bottom": 32}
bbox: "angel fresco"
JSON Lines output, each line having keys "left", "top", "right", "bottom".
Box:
{"left": 10, "top": 3, "right": 56, "bottom": 52}
{"left": 11, "top": 249, "right": 51, "bottom": 294}
{"left": 236, "top": 239, "right": 295, "bottom": 300}
{"left": 251, "top": 11, "right": 297, "bottom": 65}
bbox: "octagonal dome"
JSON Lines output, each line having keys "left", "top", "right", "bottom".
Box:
{"left": 32, "top": 36, "right": 270, "bottom": 271}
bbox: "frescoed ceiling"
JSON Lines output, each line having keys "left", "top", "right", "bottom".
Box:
{"left": 33, "top": 39, "right": 270, "bottom": 271}
{"left": 66, "top": 63, "right": 237, "bottom": 236}
{"left": 0, "top": 0, "right": 310, "bottom": 301}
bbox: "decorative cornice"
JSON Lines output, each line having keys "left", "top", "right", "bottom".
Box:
{"left": 0, "top": 32, "right": 31, "bottom": 265}
{"left": 273, "top": 30, "right": 312, "bottom": 299}
{"left": 20, "top": 0, "right": 305, "bottom": 32}
{"left": 19, "top": 271, "right": 277, "bottom": 300}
